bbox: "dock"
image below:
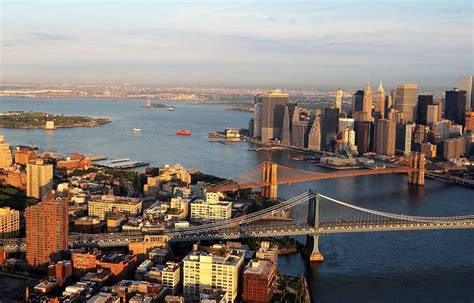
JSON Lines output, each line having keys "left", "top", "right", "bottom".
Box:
{"left": 94, "top": 158, "right": 149, "bottom": 169}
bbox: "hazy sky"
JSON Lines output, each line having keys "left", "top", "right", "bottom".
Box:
{"left": 1, "top": 0, "right": 473, "bottom": 88}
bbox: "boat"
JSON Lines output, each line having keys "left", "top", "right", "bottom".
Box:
{"left": 166, "top": 107, "right": 174, "bottom": 111}
{"left": 176, "top": 129, "right": 192, "bottom": 136}
{"left": 133, "top": 128, "right": 142, "bottom": 132}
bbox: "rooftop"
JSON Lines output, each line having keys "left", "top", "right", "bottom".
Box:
{"left": 90, "top": 195, "right": 142, "bottom": 205}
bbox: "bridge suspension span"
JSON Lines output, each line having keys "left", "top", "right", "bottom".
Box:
{"left": 208, "top": 153, "right": 430, "bottom": 199}
{"left": 1, "top": 191, "right": 472, "bottom": 262}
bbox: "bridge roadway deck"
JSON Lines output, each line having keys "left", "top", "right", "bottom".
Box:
{"left": 213, "top": 167, "right": 418, "bottom": 192}
{"left": 2, "top": 220, "right": 473, "bottom": 252}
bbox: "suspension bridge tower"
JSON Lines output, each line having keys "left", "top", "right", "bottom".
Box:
{"left": 407, "top": 152, "right": 425, "bottom": 185}
{"left": 306, "top": 191, "right": 324, "bottom": 261}
{"left": 261, "top": 161, "right": 278, "bottom": 199}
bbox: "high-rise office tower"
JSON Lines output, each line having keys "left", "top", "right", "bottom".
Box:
{"left": 248, "top": 118, "right": 255, "bottom": 137}
{"left": 307, "top": 116, "right": 322, "bottom": 151}
{"left": 384, "top": 95, "right": 393, "bottom": 119}
{"left": 338, "top": 117, "right": 355, "bottom": 130}
{"left": 281, "top": 103, "right": 296, "bottom": 145}
{"left": 0, "top": 134, "right": 13, "bottom": 169}
{"left": 426, "top": 104, "right": 440, "bottom": 126}
{"left": 445, "top": 89, "right": 467, "bottom": 126}
{"left": 354, "top": 121, "right": 373, "bottom": 154}
{"left": 465, "top": 112, "right": 474, "bottom": 132}
{"left": 455, "top": 75, "right": 473, "bottom": 111}
{"left": 335, "top": 88, "right": 344, "bottom": 112}
{"left": 375, "top": 81, "right": 385, "bottom": 118}
{"left": 290, "top": 107, "right": 311, "bottom": 148}
{"left": 416, "top": 95, "right": 434, "bottom": 125}
{"left": 374, "top": 119, "right": 396, "bottom": 156}
{"left": 26, "top": 194, "right": 68, "bottom": 267}
{"left": 27, "top": 161, "right": 53, "bottom": 199}
{"left": 321, "top": 107, "right": 339, "bottom": 151}
{"left": 352, "top": 81, "right": 373, "bottom": 122}
{"left": 258, "top": 90, "right": 289, "bottom": 142}
{"left": 253, "top": 95, "right": 263, "bottom": 139}
{"left": 394, "top": 84, "right": 418, "bottom": 122}
{"left": 352, "top": 90, "right": 364, "bottom": 117}
{"left": 396, "top": 122, "right": 415, "bottom": 156}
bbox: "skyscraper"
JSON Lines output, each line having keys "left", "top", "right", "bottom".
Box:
{"left": 290, "top": 107, "right": 311, "bottom": 148}
{"left": 259, "top": 90, "right": 289, "bottom": 142}
{"left": 253, "top": 95, "right": 263, "bottom": 139}
{"left": 455, "top": 75, "right": 473, "bottom": 111}
{"left": 396, "top": 122, "right": 415, "bottom": 156}
{"left": 27, "top": 161, "right": 53, "bottom": 199}
{"left": 321, "top": 107, "right": 339, "bottom": 151}
{"left": 281, "top": 103, "right": 296, "bottom": 145}
{"left": 374, "top": 119, "right": 396, "bottom": 156}
{"left": 354, "top": 121, "right": 372, "bottom": 154}
{"left": 384, "top": 95, "right": 393, "bottom": 119}
{"left": 26, "top": 194, "right": 68, "bottom": 267}
{"left": 375, "top": 81, "right": 385, "bottom": 118}
{"left": 352, "top": 81, "right": 373, "bottom": 122}
{"left": 394, "top": 84, "right": 418, "bottom": 122}
{"left": 307, "top": 116, "right": 322, "bottom": 151}
{"left": 445, "top": 89, "right": 467, "bottom": 126}
{"left": 335, "top": 88, "right": 344, "bottom": 112}
{"left": 426, "top": 104, "right": 440, "bottom": 126}
{"left": 352, "top": 90, "right": 364, "bottom": 115}
{"left": 416, "top": 95, "right": 434, "bottom": 125}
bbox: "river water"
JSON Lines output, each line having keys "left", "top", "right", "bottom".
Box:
{"left": 1, "top": 98, "right": 473, "bottom": 302}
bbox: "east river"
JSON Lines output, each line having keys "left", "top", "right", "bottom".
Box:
{"left": 1, "top": 98, "right": 473, "bottom": 302}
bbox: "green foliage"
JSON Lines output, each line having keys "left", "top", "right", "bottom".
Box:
{"left": 69, "top": 167, "right": 98, "bottom": 177}
{"left": 253, "top": 199, "right": 279, "bottom": 212}
{"left": 0, "top": 111, "right": 110, "bottom": 128}
{"left": 191, "top": 172, "right": 225, "bottom": 185}
{"left": 0, "top": 186, "right": 37, "bottom": 210}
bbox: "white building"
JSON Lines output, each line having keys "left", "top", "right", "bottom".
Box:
{"left": 190, "top": 193, "right": 231, "bottom": 222}
{"left": 162, "top": 262, "right": 180, "bottom": 295}
{"left": 183, "top": 244, "right": 245, "bottom": 303}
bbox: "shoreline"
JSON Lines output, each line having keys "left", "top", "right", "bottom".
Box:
{"left": 0, "top": 121, "right": 111, "bottom": 129}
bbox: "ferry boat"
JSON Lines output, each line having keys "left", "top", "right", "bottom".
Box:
{"left": 176, "top": 129, "right": 192, "bottom": 136}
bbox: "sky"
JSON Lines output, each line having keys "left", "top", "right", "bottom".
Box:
{"left": 1, "top": 0, "right": 473, "bottom": 88}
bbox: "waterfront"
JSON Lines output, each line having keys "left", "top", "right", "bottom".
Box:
{"left": 1, "top": 98, "right": 473, "bottom": 302}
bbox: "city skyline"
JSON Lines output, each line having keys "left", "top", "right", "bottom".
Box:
{"left": 1, "top": 0, "right": 473, "bottom": 87}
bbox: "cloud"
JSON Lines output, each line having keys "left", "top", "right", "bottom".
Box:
{"left": 27, "top": 32, "right": 74, "bottom": 41}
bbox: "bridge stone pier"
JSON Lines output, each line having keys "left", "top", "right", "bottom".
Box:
{"left": 306, "top": 191, "right": 324, "bottom": 261}
{"left": 407, "top": 152, "right": 425, "bottom": 186}
{"left": 261, "top": 161, "right": 278, "bottom": 200}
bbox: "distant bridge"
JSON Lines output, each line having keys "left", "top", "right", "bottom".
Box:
{"left": 207, "top": 153, "right": 466, "bottom": 199}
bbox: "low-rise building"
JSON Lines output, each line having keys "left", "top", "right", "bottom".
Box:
{"left": 421, "top": 143, "right": 437, "bottom": 159}
{"left": 162, "top": 262, "right": 180, "bottom": 295}
{"left": 242, "top": 259, "right": 277, "bottom": 303}
{"left": 0, "top": 207, "right": 20, "bottom": 238}
{"left": 255, "top": 241, "right": 279, "bottom": 263}
{"left": 190, "top": 192, "right": 231, "bottom": 222}
{"left": 200, "top": 288, "right": 228, "bottom": 303}
{"left": 443, "top": 137, "right": 466, "bottom": 160}
{"left": 88, "top": 195, "right": 142, "bottom": 219}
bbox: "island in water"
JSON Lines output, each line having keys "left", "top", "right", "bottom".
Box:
{"left": 0, "top": 111, "right": 111, "bottom": 129}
